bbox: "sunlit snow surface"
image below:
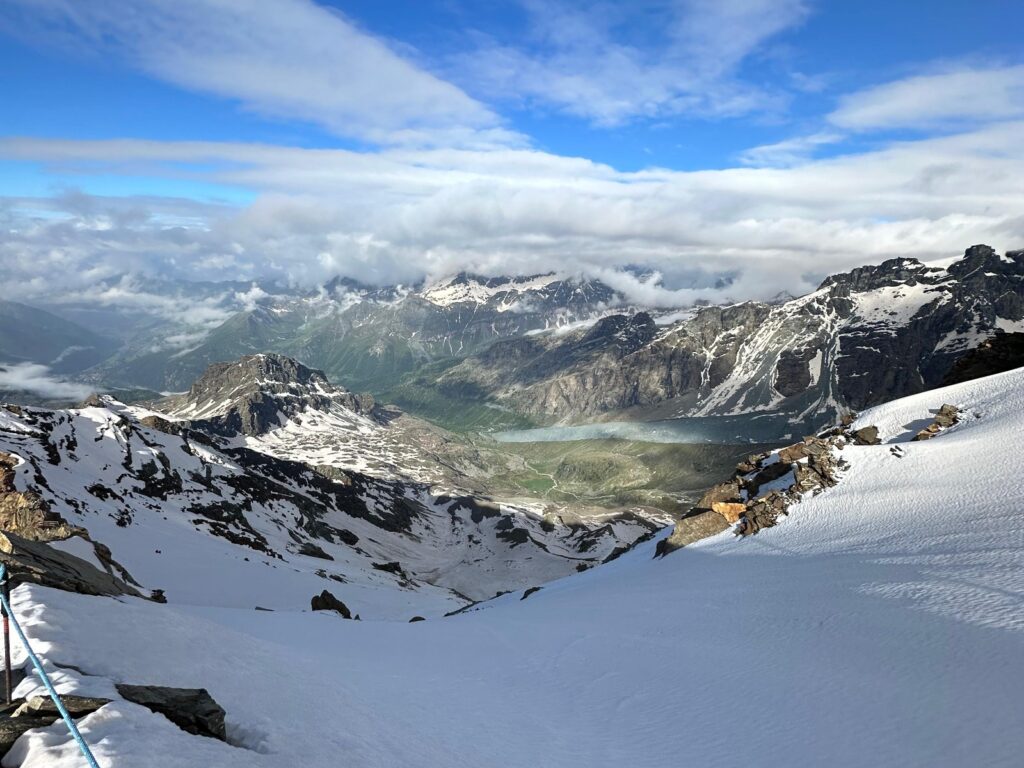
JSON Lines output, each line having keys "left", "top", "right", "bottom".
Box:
{"left": 5, "top": 369, "right": 1024, "bottom": 767}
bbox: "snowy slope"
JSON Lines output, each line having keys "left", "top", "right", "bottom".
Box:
{"left": 0, "top": 397, "right": 657, "bottom": 615}
{"left": 4, "top": 368, "right": 1022, "bottom": 766}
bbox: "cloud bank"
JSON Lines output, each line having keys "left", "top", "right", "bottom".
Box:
{"left": 0, "top": 363, "right": 94, "bottom": 400}
{"left": 2, "top": 116, "right": 1022, "bottom": 310}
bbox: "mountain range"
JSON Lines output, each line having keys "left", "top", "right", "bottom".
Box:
{"left": 4, "top": 244, "right": 1020, "bottom": 441}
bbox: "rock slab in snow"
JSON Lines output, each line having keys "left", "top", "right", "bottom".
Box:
{"left": 115, "top": 684, "right": 227, "bottom": 741}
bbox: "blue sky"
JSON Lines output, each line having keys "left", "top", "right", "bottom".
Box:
{"left": 1, "top": 0, "right": 1023, "bottom": 305}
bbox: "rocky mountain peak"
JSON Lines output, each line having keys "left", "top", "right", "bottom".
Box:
{"left": 582, "top": 312, "right": 657, "bottom": 349}
{"left": 161, "top": 354, "right": 379, "bottom": 436}
{"left": 817, "top": 256, "right": 934, "bottom": 293}
{"left": 948, "top": 243, "right": 1024, "bottom": 279}
{"left": 192, "top": 353, "right": 325, "bottom": 393}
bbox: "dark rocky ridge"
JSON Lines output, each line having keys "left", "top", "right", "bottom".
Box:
{"left": 161, "top": 353, "right": 381, "bottom": 437}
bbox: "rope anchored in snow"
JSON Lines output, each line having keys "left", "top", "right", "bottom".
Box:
{"left": 0, "top": 563, "right": 102, "bottom": 768}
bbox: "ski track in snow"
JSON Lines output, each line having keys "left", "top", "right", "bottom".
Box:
{"left": 3, "top": 369, "right": 1024, "bottom": 767}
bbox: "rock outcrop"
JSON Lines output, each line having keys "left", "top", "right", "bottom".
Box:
{"left": 0, "top": 451, "right": 83, "bottom": 542}
{"left": 911, "top": 404, "right": 960, "bottom": 441}
{"left": 115, "top": 684, "right": 226, "bottom": 741}
{"left": 658, "top": 431, "right": 851, "bottom": 555}
{"left": 310, "top": 589, "right": 352, "bottom": 618}
{"left": 943, "top": 333, "right": 1024, "bottom": 385}
{"left": 0, "top": 532, "right": 143, "bottom": 597}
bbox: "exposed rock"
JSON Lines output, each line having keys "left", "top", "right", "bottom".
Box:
{"left": 850, "top": 426, "right": 880, "bottom": 445}
{"left": 934, "top": 404, "right": 960, "bottom": 427}
{"left": 0, "top": 452, "right": 83, "bottom": 542}
{"left": 711, "top": 502, "right": 746, "bottom": 524}
{"left": 737, "top": 491, "right": 789, "bottom": 536}
{"left": 912, "top": 404, "right": 961, "bottom": 441}
{"left": 408, "top": 616, "right": 426, "bottom": 623}
{"left": 91, "top": 540, "right": 143, "bottom": 586}
{"left": 115, "top": 684, "right": 226, "bottom": 741}
{"left": 660, "top": 427, "right": 854, "bottom": 554}
{"left": 13, "top": 694, "right": 111, "bottom": 719}
{"left": 696, "top": 480, "right": 742, "bottom": 510}
{"left": 0, "top": 532, "right": 143, "bottom": 597}
{"left": 744, "top": 460, "right": 794, "bottom": 497}
{"left": 371, "top": 561, "right": 406, "bottom": 577}
{"left": 310, "top": 589, "right": 352, "bottom": 618}
{"left": 521, "top": 586, "right": 542, "bottom": 600}
{"left": 774, "top": 348, "right": 815, "bottom": 396}
{"left": 297, "top": 542, "right": 333, "bottom": 560}
{"left": 161, "top": 354, "right": 382, "bottom": 438}
{"left": 139, "top": 415, "right": 185, "bottom": 436}
{"left": 656, "top": 510, "right": 730, "bottom": 555}
{"left": 0, "top": 715, "right": 61, "bottom": 757}
{"left": 943, "top": 333, "right": 1024, "bottom": 385}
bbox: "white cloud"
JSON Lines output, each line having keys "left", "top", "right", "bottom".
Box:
{"left": 234, "top": 284, "right": 270, "bottom": 312}
{"left": 830, "top": 64, "right": 1024, "bottom": 131}
{"left": 452, "top": 0, "right": 809, "bottom": 126}
{"left": 1, "top": 121, "right": 1022, "bottom": 307}
{"left": 738, "top": 132, "right": 844, "bottom": 167}
{"left": 0, "top": 0, "right": 514, "bottom": 147}
{"left": 0, "top": 363, "right": 93, "bottom": 400}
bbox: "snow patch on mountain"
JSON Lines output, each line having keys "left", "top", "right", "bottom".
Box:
{"left": 420, "top": 274, "right": 564, "bottom": 309}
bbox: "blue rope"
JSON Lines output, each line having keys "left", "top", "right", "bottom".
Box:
{"left": 0, "top": 563, "right": 101, "bottom": 768}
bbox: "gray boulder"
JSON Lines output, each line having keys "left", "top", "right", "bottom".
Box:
{"left": 850, "top": 426, "right": 880, "bottom": 445}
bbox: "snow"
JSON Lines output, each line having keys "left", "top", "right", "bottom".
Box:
{"left": 3, "top": 368, "right": 1022, "bottom": 766}
{"left": 421, "top": 274, "right": 562, "bottom": 309}
{"left": 851, "top": 281, "right": 948, "bottom": 327}
{"left": 807, "top": 348, "right": 823, "bottom": 386}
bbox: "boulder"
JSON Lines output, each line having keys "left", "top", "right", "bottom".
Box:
{"left": 696, "top": 480, "right": 742, "bottom": 510}
{"left": 657, "top": 510, "right": 730, "bottom": 556}
{"left": 934, "top": 404, "right": 960, "bottom": 428}
{"left": 310, "top": 589, "right": 352, "bottom": 618}
{"left": 115, "top": 684, "right": 226, "bottom": 741}
{"left": 850, "top": 426, "right": 880, "bottom": 445}
{"left": 710, "top": 502, "right": 746, "bottom": 524}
